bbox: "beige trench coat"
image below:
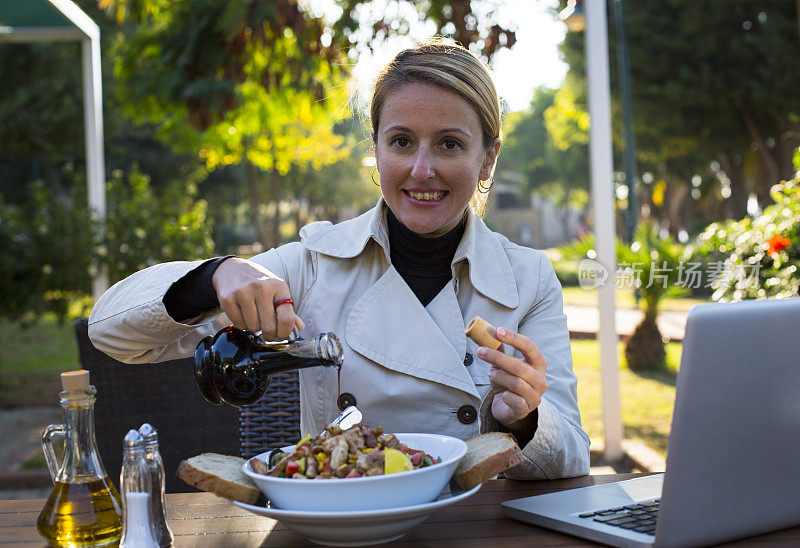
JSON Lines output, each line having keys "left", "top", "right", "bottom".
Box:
{"left": 89, "top": 199, "right": 590, "bottom": 479}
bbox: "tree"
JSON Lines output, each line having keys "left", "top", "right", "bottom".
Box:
{"left": 560, "top": 223, "right": 685, "bottom": 371}
{"left": 104, "top": 0, "right": 353, "bottom": 247}
{"left": 556, "top": 0, "right": 800, "bottom": 230}
{"left": 499, "top": 84, "right": 590, "bottom": 234}
{"left": 101, "top": 0, "right": 519, "bottom": 247}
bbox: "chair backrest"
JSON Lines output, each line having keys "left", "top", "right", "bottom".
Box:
{"left": 239, "top": 371, "right": 302, "bottom": 458}
{"left": 74, "top": 318, "right": 240, "bottom": 493}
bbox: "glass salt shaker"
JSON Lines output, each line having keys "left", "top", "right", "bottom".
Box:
{"left": 139, "top": 423, "right": 174, "bottom": 547}
{"left": 120, "top": 429, "right": 159, "bottom": 548}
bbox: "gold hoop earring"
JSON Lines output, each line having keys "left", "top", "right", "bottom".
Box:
{"left": 478, "top": 176, "right": 493, "bottom": 194}
{"left": 371, "top": 168, "right": 380, "bottom": 186}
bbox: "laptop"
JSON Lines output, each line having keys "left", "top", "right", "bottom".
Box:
{"left": 502, "top": 297, "right": 800, "bottom": 547}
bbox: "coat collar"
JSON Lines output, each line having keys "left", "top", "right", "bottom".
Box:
{"left": 301, "top": 198, "right": 519, "bottom": 308}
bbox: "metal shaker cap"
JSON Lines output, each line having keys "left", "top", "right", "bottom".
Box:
{"left": 123, "top": 429, "right": 144, "bottom": 450}
{"left": 138, "top": 423, "right": 158, "bottom": 444}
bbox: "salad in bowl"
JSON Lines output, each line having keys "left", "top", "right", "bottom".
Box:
{"left": 244, "top": 423, "right": 468, "bottom": 511}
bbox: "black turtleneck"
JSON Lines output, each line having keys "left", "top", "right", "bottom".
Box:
{"left": 386, "top": 207, "right": 466, "bottom": 307}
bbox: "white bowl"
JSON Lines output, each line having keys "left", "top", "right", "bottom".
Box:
{"left": 243, "top": 433, "right": 468, "bottom": 512}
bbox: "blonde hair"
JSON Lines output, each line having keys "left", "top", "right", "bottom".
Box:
{"left": 370, "top": 38, "right": 501, "bottom": 217}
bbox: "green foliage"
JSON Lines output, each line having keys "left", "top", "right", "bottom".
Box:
{"left": 499, "top": 86, "right": 589, "bottom": 208}
{"left": 560, "top": 223, "right": 687, "bottom": 371}
{"left": 619, "top": 225, "right": 686, "bottom": 322}
{"left": 0, "top": 42, "right": 85, "bottom": 161}
{"left": 102, "top": 168, "right": 215, "bottom": 282}
{"left": 282, "top": 126, "right": 381, "bottom": 220}
{"left": 0, "top": 181, "right": 94, "bottom": 326}
{"left": 335, "top": 0, "right": 516, "bottom": 60}
{"left": 107, "top": 0, "right": 351, "bottom": 175}
{"left": 557, "top": 0, "right": 800, "bottom": 223}
{"left": 0, "top": 169, "right": 214, "bottom": 327}
{"left": 561, "top": 223, "right": 686, "bottom": 321}
{"left": 692, "top": 153, "right": 800, "bottom": 301}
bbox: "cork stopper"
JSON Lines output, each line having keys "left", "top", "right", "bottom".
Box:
{"left": 61, "top": 370, "right": 90, "bottom": 392}
{"left": 464, "top": 316, "right": 502, "bottom": 350}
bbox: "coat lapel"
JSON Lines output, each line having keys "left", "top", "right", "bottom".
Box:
{"left": 425, "top": 282, "right": 467, "bottom": 360}
{"left": 345, "top": 266, "right": 479, "bottom": 399}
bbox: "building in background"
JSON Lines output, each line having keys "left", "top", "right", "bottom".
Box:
{"left": 487, "top": 171, "right": 583, "bottom": 250}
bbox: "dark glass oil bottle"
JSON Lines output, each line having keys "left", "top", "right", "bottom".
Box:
{"left": 194, "top": 326, "right": 343, "bottom": 407}
{"left": 38, "top": 370, "right": 123, "bottom": 547}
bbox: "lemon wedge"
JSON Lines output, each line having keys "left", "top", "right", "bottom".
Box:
{"left": 384, "top": 448, "right": 413, "bottom": 474}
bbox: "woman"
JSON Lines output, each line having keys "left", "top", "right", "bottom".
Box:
{"left": 89, "top": 40, "right": 590, "bottom": 479}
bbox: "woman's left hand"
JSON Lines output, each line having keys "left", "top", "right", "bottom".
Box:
{"left": 477, "top": 326, "right": 548, "bottom": 430}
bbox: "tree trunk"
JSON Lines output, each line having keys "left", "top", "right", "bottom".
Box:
{"left": 293, "top": 201, "right": 302, "bottom": 236}
{"left": 269, "top": 169, "right": 282, "bottom": 248}
{"left": 666, "top": 180, "right": 688, "bottom": 234}
{"left": 245, "top": 160, "right": 271, "bottom": 247}
{"left": 719, "top": 150, "right": 748, "bottom": 219}
{"left": 561, "top": 188, "right": 572, "bottom": 241}
{"left": 771, "top": 112, "right": 800, "bottom": 180}
{"left": 740, "top": 106, "right": 780, "bottom": 209}
{"left": 624, "top": 317, "right": 666, "bottom": 371}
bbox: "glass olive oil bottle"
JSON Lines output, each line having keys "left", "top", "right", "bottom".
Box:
{"left": 37, "top": 370, "right": 123, "bottom": 546}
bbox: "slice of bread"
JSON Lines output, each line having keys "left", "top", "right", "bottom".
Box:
{"left": 176, "top": 453, "right": 260, "bottom": 504}
{"left": 453, "top": 432, "right": 525, "bottom": 490}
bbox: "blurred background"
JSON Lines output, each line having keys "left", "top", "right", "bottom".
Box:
{"left": 1, "top": 0, "right": 799, "bottom": 489}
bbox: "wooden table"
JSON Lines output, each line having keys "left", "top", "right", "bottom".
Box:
{"left": 3, "top": 474, "right": 799, "bottom": 546}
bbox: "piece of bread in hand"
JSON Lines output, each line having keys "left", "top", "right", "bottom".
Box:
{"left": 453, "top": 432, "right": 525, "bottom": 490}
{"left": 176, "top": 453, "right": 260, "bottom": 504}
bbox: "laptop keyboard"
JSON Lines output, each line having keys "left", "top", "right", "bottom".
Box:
{"left": 578, "top": 499, "right": 660, "bottom": 536}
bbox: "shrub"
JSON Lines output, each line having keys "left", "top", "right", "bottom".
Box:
{"left": 692, "top": 148, "right": 800, "bottom": 302}
{"left": 0, "top": 169, "right": 214, "bottom": 327}
{"left": 102, "top": 167, "right": 214, "bottom": 283}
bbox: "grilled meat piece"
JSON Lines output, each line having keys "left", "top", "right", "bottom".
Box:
{"left": 359, "top": 424, "right": 378, "bottom": 448}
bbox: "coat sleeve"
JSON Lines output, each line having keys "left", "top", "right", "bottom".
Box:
{"left": 479, "top": 253, "right": 591, "bottom": 479}
{"left": 87, "top": 245, "right": 305, "bottom": 364}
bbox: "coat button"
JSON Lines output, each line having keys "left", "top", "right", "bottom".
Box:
{"left": 463, "top": 353, "right": 474, "bottom": 366}
{"left": 337, "top": 392, "right": 357, "bottom": 411}
{"left": 456, "top": 404, "right": 477, "bottom": 424}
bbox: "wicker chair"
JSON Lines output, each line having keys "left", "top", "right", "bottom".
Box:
{"left": 74, "top": 318, "right": 302, "bottom": 492}
{"left": 238, "top": 371, "right": 302, "bottom": 458}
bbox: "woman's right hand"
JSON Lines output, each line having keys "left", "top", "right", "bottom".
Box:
{"left": 211, "top": 257, "right": 302, "bottom": 341}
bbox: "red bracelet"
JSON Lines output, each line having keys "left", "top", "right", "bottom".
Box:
{"left": 273, "top": 298, "right": 295, "bottom": 309}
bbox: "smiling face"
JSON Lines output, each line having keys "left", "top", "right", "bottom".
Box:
{"left": 373, "top": 83, "right": 500, "bottom": 237}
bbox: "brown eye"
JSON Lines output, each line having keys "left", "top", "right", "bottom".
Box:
{"left": 390, "top": 136, "right": 410, "bottom": 148}
{"left": 442, "top": 138, "right": 461, "bottom": 150}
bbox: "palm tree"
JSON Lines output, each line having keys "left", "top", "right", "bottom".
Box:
{"left": 560, "top": 222, "right": 685, "bottom": 370}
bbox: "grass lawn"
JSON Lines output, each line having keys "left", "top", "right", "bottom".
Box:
{"left": 571, "top": 338, "right": 681, "bottom": 457}
{"left": 0, "top": 317, "right": 79, "bottom": 406}
{"left": 561, "top": 285, "right": 709, "bottom": 313}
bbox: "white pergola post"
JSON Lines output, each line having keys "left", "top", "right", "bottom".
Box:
{"left": 81, "top": 33, "right": 108, "bottom": 300}
{"left": 585, "top": 0, "right": 624, "bottom": 461}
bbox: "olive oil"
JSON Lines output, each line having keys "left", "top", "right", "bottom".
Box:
{"left": 37, "top": 477, "right": 123, "bottom": 546}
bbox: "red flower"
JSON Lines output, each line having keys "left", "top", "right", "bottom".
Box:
{"left": 766, "top": 234, "right": 791, "bottom": 255}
